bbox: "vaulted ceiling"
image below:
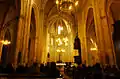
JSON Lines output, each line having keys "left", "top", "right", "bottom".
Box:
{"left": 43, "top": 0, "right": 87, "bottom": 21}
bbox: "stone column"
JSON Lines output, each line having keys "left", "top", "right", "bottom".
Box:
{"left": 93, "top": 0, "right": 106, "bottom": 65}
{"left": 34, "top": 36, "right": 38, "bottom": 62}
{"left": 98, "top": 0, "right": 115, "bottom": 65}
{"left": 21, "top": 0, "right": 32, "bottom": 64}
{"left": 36, "top": 8, "right": 44, "bottom": 64}
{"left": 78, "top": 10, "right": 89, "bottom": 65}
{"left": 0, "top": 31, "right": 4, "bottom": 62}
{"left": 14, "top": 16, "right": 24, "bottom": 65}
{"left": 14, "top": 0, "right": 27, "bottom": 65}
{"left": 41, "top": 25, "right": 48, "bottom": 63}
{"left": 82, "top": 36, "right": 88, "bottom": 65}
{"left": 28, "top": 38, "right": 34, "bottom": 63}
{"left": 93, "top": 0, "right": 115, "bottom": 65}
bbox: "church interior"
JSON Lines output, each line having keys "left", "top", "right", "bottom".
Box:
{"left": 0, "top": 0, "right": 120, "bottom": 78}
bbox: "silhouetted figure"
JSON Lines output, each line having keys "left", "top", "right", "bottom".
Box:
{"left": 5, "top": 63, "right": 15, "bottom": 73}
{"left": 48, "top": 62, "right": 60, "bottom": 78}
{"left": 111, "top": 65, "right": 118, "bottom": 73}
{"left": 82, "top": 64, "right": 87, "bottom": 79}
{"left": 24, "top": 63, "right": 29, "bottom": 73}
{"left": 16, "top": 65, "right": 25, "bottom": 73}
{"left": 93, "top": 63, "right": 103, "bottom": 79}
{"left": 40, "top": 64, "right": 45, "bottom": 73}
{"left": 30, "top": 62, "right": 40, "bottom": 74}
{"left": 74, "top": 64, "right": 84, "bottom": 79}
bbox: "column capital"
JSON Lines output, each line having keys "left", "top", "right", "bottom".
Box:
{"left": 38, "top": 7, "right": 44, "bottom": 12}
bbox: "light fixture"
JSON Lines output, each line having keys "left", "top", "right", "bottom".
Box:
{"left": 0, "top": 40, "right": 11, "bottom": 45}
{"left": 56, "top": 0, "right": 59, "bottom": 4}
{"left": 57, "top": 49, "right": 61, "bottom": 52}
{"left": 90, "top": 38, "right": 98, "bottom": 51}
{"left": 75, "top": 1, "right": 79, "bottom": 6}
{"left": 56, "top": 0, "right": 79, "bottom": 12}
{"left": 61, "top": 49, "right": 65, "bottom": 52}
{"left": 69, "top": 5, "right": 72, "bottom": 10}
{"left": 56, "top": 38, "right": 63, "bottom": 46}
{"left": 90, "top": 48, "right": 97, "bottom": 51}
{"left": 65, "top": 42, "right": 68, "bottom": 46}
{"left": 58, "top": 25, "right": 63, "bottom": 34}
{"left": 56, "top": 49, "right": 65, "bottom": 52}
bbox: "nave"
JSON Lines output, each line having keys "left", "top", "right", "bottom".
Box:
{"left": 0, "top": 0, "right": 120, "bottom": 79}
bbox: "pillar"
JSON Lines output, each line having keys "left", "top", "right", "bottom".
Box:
{"left": 78, "top": 10, "right": 89, "bottom": 65}
{"left": 93, "top": 0, "right": 115, "bottom": 65}
{"left": 28, "top": 37, "right": 35, "bottom": 63}
{"left": 0, "top": 31, "right": 4, "bottom": 62}
{"left": 21, "top": 0, "right": 32, "bottom": 64}
{"left": 15, "top": 0, "right": 26, "bottom": 65}
{"left": 98, "top": 0, "right": 115, "bottom": 65}
{"left": 41, "top": 25, "right": 47, "bottom": 63}
{"left": 36, "top": 8, "right": 44, "bottom": 63}
{"left": 93, "top": 0, "right": 106, "bottom": 65}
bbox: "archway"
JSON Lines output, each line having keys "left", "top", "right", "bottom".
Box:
{"left": 47, "top": 15, "right": 74, "bottom": 63}
{"left": 28, "top": 8, "right": 36, "bottom": 64}
{"left": 1, "top": 29, "right": 11, "bottom": 65}
{"left": 109, "top": 2, "right": 120, "bottom": 67}
{"left": 86, "top": 8, "right": 98, "bottom": 65}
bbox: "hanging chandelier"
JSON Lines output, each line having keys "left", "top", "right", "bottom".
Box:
{"left": 56, "top": 0, "right": 79, "bottom": 12}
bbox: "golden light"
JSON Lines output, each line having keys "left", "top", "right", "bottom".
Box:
{"left": 56, "top": 49, "right": 61, "bottom": 52}
{"left": 31, "top": 0, "right": 34, "bottom": 4}
{"left": 1, "top": 40, "right": 11, "bottom": 45}
{"left": 90, "top": 38, "right": 94, "bottom": 44}
{"left": 63, "top": 37, "right": 68, "bottom": 42}
{"left": 75, "top": 1, "right": 79, "bottom": 6}
{"left": 69, "top": 5, "right": 72, "bottom": 10}
{"left": 58, "top": 41, "right": 62, "bottom": 46}
{"left": 56, "top": 0, "right": 77, "bottom": 12}
{"left": 56, "top": 0, "right": 59, "bottom": 4}
{"left": 61, "top": 26, "right": 63, "bottom": 30}
{"left": 56, "top": 63, "right": 66, "bottom": 66}
{"left": 56, "top": 38, "right": 59, "bottom": 42}
{"left": 56, "top": 38, "right": 63, "bottom": 46}
{"left": 51, "top": 38, "right": 53, "bottom": 45}
{"left": 63, "top": 38, "right": 65, "bottom": 41}
{"left": 62, "top": 37, "right": 68, "bottom": 46}
{"left": 61, "top": 49, "right": 65, "bottom": 52}
{"left": 65, "top": 37, "right": 68, "bottom": 42}
{"left": 58, "top": 25, "right": 63, "bottom": 34}
{"left": 90, "top": 48, "right": 97, "bottom": 51}
{"left": 65, "top": 43, "right": 68, "bottom": 46}
{"left": 94, "top": 43, "right": 97, "bottom": 48}
{"left": 56, "top": 49, "right": 65, "bottom": 52}
{"left": 48, "top": 47, "right": 50, "bottom": 51}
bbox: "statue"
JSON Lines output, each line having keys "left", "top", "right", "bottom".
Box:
{"left": 74, "top": 35, "right": 82, "bottom": 64}
{"left": 74, "top": 35, "right": 81, "bottom": 55}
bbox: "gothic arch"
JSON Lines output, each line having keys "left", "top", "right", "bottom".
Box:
{"left": 86, "top": 8, "right": 94, "bottom": 31}
{"left": 32, "top": 3, "right": 39, "bottom": 36}
{"left": 86, "top": 8, "right": 98, "bottom": 65}
{"left": 106, "top": 0, "right": 120, "bottom": 31}
{"left": 15, "top": 0, "right": 39, "bottom": 64}
{"left": 47, "top": 15, "right": 72, "bottom": 34}
{"left": 27, "top": 7, "right": 36, "bottom": 63}
{"left": 4, "top": 29, "right": 11, "bottom": 41}
{"left": 47, "top": 13, "right": 74, "bottom": 26}
{"left": 27, "top": 3, "right": 40, "bottom": 62}
{"left": 106, "top": 0, "right": 120, "bottom": 67}
{"left": 1, "top": 29, "right": 11, "bottom": 65}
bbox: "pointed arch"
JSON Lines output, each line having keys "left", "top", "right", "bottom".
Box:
{"left": 1, "top": 29, "right": 11, "bottom": 65}
{"left": 86, "top": 8, "right": 98, "bottom": 65}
